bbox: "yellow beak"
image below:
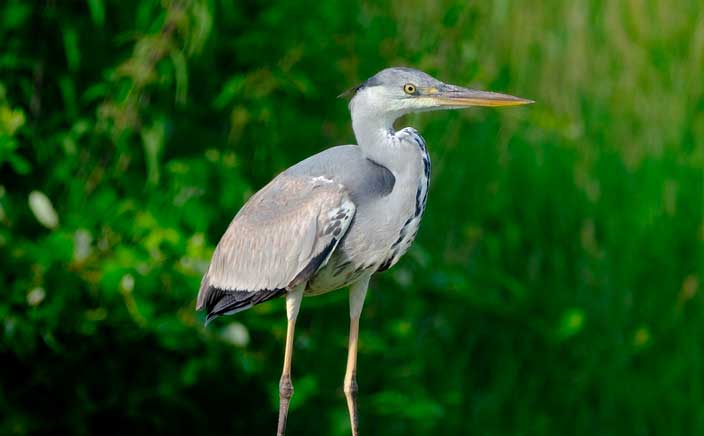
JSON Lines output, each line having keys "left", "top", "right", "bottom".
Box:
{"left": 428, "top": 85, "right": 534, "bottom": 107}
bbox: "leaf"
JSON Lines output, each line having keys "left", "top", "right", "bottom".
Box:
{"left": 213, "top": 75, "right": 245, "bottom": 110}
{"left": 86, "top": 0, "right": 105, "bottom": 27}
{"left": 62, "top": 27, "right": 80, "bottom": 71}
{"left": 170, "top": 50, "right": 188, "bottom": 105}
{"left": 556, "top": 307, "right": 586, "bottom": 340}
{"left": 28, "top": 191, "right": 59, "bottom": 229}
{"left": 8, "top": 153, "right": 30, "bottom": 174}
{"left": 2, "top": 2, "right": 31, "bottom": 30}
{"left": 0, "top": 105, "right": 25, "bottom": 135}
{"left": 141, "top": 118, "right": 166, "bottom": 185}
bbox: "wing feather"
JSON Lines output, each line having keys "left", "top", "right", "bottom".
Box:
{"left": 197, "top": 174, "right": 356, "bottom": 317}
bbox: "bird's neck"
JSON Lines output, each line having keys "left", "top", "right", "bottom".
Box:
{"left": 351, "top": 111, "right": 405, "bottom": 173}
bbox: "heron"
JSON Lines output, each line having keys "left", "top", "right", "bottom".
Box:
{"left": 196, "top": 67, "right": 532, "bottom": 435}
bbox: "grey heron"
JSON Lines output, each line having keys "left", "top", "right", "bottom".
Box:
{"left": 197, "top": 67, "right": 532, "bottom": 435}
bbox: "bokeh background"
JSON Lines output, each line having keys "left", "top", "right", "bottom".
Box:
{"left": 2, "top": 0, "right": 704, "bottom": 435}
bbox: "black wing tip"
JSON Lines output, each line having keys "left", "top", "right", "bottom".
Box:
{"left": 205, "top": 309, "right": 232, "bottom": 327}
{"left": 200, "top": 286, "right": 285, "bottom": 326}
{"left": 198, "top": 238, "right": 337, "bottom": 326}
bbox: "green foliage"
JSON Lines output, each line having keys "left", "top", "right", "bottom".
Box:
{"left": 1, "top": 0, "right": 703, "bottom": 435}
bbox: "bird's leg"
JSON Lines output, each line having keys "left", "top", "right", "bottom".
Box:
{"left": 344, "top": 317, "right": 361, "bottom": 436}
{"left": 277, "top": 286, "right": 303, "bottom": 436}
{"left": 344, "top": 277, "right": 370, "bottom": 436}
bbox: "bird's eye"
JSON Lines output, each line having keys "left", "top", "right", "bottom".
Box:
{"left": 403, "top": 84, "right": 417, "bottom": 94}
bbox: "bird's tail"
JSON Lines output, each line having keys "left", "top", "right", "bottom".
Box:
{"left": 197, "top": 280, "right": 285, "bottom": 325}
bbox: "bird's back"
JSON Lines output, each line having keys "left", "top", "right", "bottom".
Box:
{"left": 284, "top": 145, "right": 396, "bottom": 204}
{"left": 289, "top": 136, "right": 429, "bottom": 294}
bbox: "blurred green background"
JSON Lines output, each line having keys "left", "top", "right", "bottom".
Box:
{"left": 2, "top": 0, "right": 703, "bottom": 435}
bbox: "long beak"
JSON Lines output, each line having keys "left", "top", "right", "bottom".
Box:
{"left": 428, "top": 84, "right": 534, "bottom": 107}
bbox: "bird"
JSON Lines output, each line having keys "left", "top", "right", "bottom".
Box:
{"left": 196, "top": 67, "right": 532, "bottom": 435}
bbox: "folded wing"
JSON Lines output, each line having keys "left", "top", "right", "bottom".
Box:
{"left": 197, "top": 174, "right": 356, "bottom": 321}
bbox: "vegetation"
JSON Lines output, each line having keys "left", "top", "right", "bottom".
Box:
{"left": 2, "top": 0, "right": 702, "bottom": 434}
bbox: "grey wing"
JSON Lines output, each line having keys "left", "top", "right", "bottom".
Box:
{"left": 197, "top": 174, "right": 356, "bottom": 321}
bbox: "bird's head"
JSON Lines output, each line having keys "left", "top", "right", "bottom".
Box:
{"left": 344, "top": 67, "right": 533, "bottom": 122}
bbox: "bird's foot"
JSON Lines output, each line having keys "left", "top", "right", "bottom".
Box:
{"left": 277, "top": 375, "right": 294, "bottom": 436}
{"left": 344, "top": 372, "right": 359, "bottom": 436}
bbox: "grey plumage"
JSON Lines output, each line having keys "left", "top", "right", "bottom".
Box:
{"left": 197, "top": 67, "right": 532, "bottom": 323}
{"left": 195, "top": 67, "right": 532, "bottom": 435}
{"left": 197, "top": 174, "right": 355, "bottom": 319}
{"left": 197, "top": 135, "right": 426, "bottom": 317}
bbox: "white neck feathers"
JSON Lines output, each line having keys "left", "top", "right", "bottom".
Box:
{"left": 349, "top": 89, "right": 406, "bottom": 171}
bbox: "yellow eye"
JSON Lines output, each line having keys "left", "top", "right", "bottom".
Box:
{"left": 403, "top": 83, "right": 417, "bottom": 94}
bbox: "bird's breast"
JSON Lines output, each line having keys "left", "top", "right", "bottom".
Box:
{"left": 376, "top": 128, "right": 431, "bottom": 271}
{"left": 305, "top": 129, "right": 431, "bottom": 294}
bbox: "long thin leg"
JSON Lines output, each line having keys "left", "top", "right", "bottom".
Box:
{"left": 344, "top": 276, "right": 370, "bottom": 436}
{"left": 277, "top": 286, "right": 304, "bottom": 436}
